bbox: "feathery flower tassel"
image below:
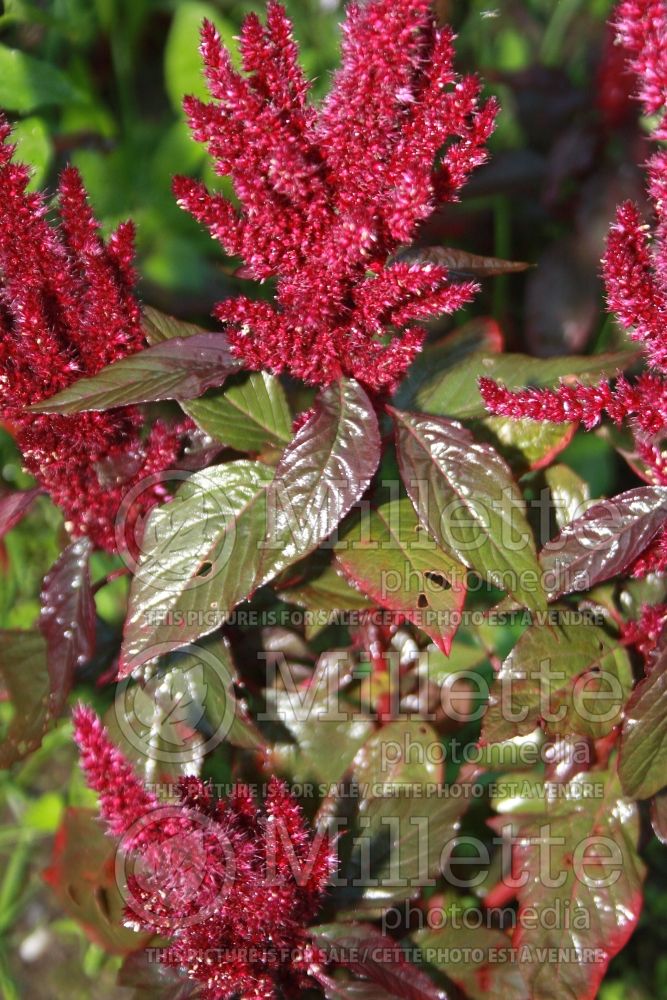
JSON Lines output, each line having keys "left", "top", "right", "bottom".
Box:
{"left": 72, "top": 706, "right": 336, "bottom": 1000}
{"left": 0, "top": 120, "right": 185, "bottom": 550}
{"left": 174, "top": 0, "right": 497, "bottom": 392}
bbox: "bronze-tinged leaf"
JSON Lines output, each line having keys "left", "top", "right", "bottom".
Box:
{"left": 39, "top": 538, "right": 96, "bottom": 714}
{"left": 0, "top": 488, "right": 42, "bottom": 538}
{"left": 253, "top": 378, "right": 381, "bottom": 587}
{"left": 539, "top": 486, "right": 667, "bottom": 600}
{"left": 506, "top": 770, "right": 645, "bottom": 1000}
{"left": 619, "top": 639, "right": 667, "bottom": 800}
{"left": 0, "top": 543, "right": 97, "bottom": 766}
{"left": 335, "top": 498, "right": 467, "bottom": 653}
{"left": 29, "top": 334, "right": 239, "bottom": 413}
{"left": 415, "top": 925, "right": 528, "bottom": 1000}
{"left": 390, "top": 408, "right": 546, "bottom": 614}
{"left": 397, "top": 246, "right": 530, "bottom": 278}
{"left": 121, "top": 380, "right": 380, "bottom": 670}
{"left": 0, "top": 630, "right": 49, "bottom": 767}
{"left": 314, "top": 923, "right": 448, "bottom": 1000}
{"left": 143, "top": 305, "right": 292, "bottom": 451}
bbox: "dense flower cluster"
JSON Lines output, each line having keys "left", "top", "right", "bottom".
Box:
{"left": 173, "top": 0, "right": 497, "bottom": 391}
{"left": 621, "top": 602, "right": 667, "bottom": 662}
{"left": 0, "top": 120, "right": 184, "bottom": 550}
{"left": 480, "top": 0, "right": 667, "bottom": 576}
{"left": 73, "top": 705, "right": 334, "bottom": 1000}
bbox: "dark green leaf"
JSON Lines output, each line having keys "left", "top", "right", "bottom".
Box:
{"left": 0, "top": 45, "right": 84, "bottom": 112}
{"left": 417, "top": 350, "right": 639, "bottom": 420}
{"left": 120, "top": 461, "right": 274, "bottom": 671}
{"left": 415, "top": 925, "right": 528, "bottom": 999}
{"left": 391, "top": 409, "right": 546, "bottom": 613}
{"left": 0, "top": 630, "right": 49, "bottom": 767}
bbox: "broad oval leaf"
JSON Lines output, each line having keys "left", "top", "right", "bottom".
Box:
{"left": 619, "top": 640, "right": 667, "bottom": 800}
{"left": 391, "top": 409, "right": 546, "bottom": 613}
{"left": 0, "top": 630, "right": 49, "bottom": 767}
{"left": 335, "top": 498, "right": 467, "bottom": 654}
{"left": 539, "top": 486, "right": 667, "bottom": 600}
{"left": 417, "top": 349, "right": 639, "bottom": 420}
{"left": 509, "top": 770, "right": 645, "bottom": 1000}
{"left": 0, "top": 44, "right": 84, "bottom": 112}
{"left": 30, "top": 334, "right": 239, "bottom": 413}
{"left": 253, "top": 378, "right": 381, "bottom": 586}
{"left": 120, "top": 461, "right": 274, "bottom": 671}
{"left": 481, "top": 617, "right": 632, "bottom": 745}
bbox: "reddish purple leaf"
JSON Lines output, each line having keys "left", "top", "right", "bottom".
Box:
{"left": 0, "top": 488, "right": 42, "bottom": 538}
{"left": 540, "top": 486, "right": 667, "bottom": 599}
{"left": 39, "top": 538, "right": 96, "bottom": 714}
{"left": 314, "top": 924, "right": 447, "bottom": 1000}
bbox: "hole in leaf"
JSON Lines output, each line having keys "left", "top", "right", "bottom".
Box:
{"left": 196, "top": 561, "right": 213, "bottom": 578}
{"left": 417, "top": 593, "right": 429, "bottom": 608}
{"left": 424, "top": 571, "right": 451, "bottom": 590}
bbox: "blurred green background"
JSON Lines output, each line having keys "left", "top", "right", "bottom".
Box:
{"left": 0, "top": 0, "right": 666, "bottom": 997}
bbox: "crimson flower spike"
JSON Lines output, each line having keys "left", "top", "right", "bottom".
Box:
{"left": 72, "top": 705, "right": 336, "bottom": 1000}
{"left": 173, "top": 0, "right": 497, "bottom": 392}
{"left": 0, "top": 121, "right": 185, "bottom": 550}
{"left": 480, "top": 0, "right": 667, "bottom": 576}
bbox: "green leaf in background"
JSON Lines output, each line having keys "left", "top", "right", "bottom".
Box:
{"left": 619, "top": 638, "right": 667, "bottom": 800}
{"left": 143, "top": 306, "right": 292, "bottom": 451}
{"left": 391, "top": 409, "right": 547, "bottom": 613}
{"left": 164, "top": 2, "right": 238, "bottom": 113}
{"left": 11, "top": 116, "right": 52, "bottom": 188}
{"left": 481, "top": 617, "right": 632, "bottom": 744}
{"left": 481, "top": 414, "right": 575, "bottom": 470}
{"left": 43, "top": 808, "right": 151, "bottom": 955}
{"left": 0, "top": 631, "right": 49, "bottom": 767}
{"left": 0, "top": 44, "right": 84, "bottom": 112}
{"left": 393, "top": 316, "right": 503, "bottom": 410}
{"left": 417, "top": 349, "right": 639, "bottom": 420}
{"left": 120, "top": 460, "right": 274, "bottom": 671}
{"left": 30, "top": 334, "right": 239, "bottom": 413}
{"left": 335, "top": 498, "right": 467, "bottom": 654}
{"left": 341, "top": 720, "right": 465, "bottom": 913}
